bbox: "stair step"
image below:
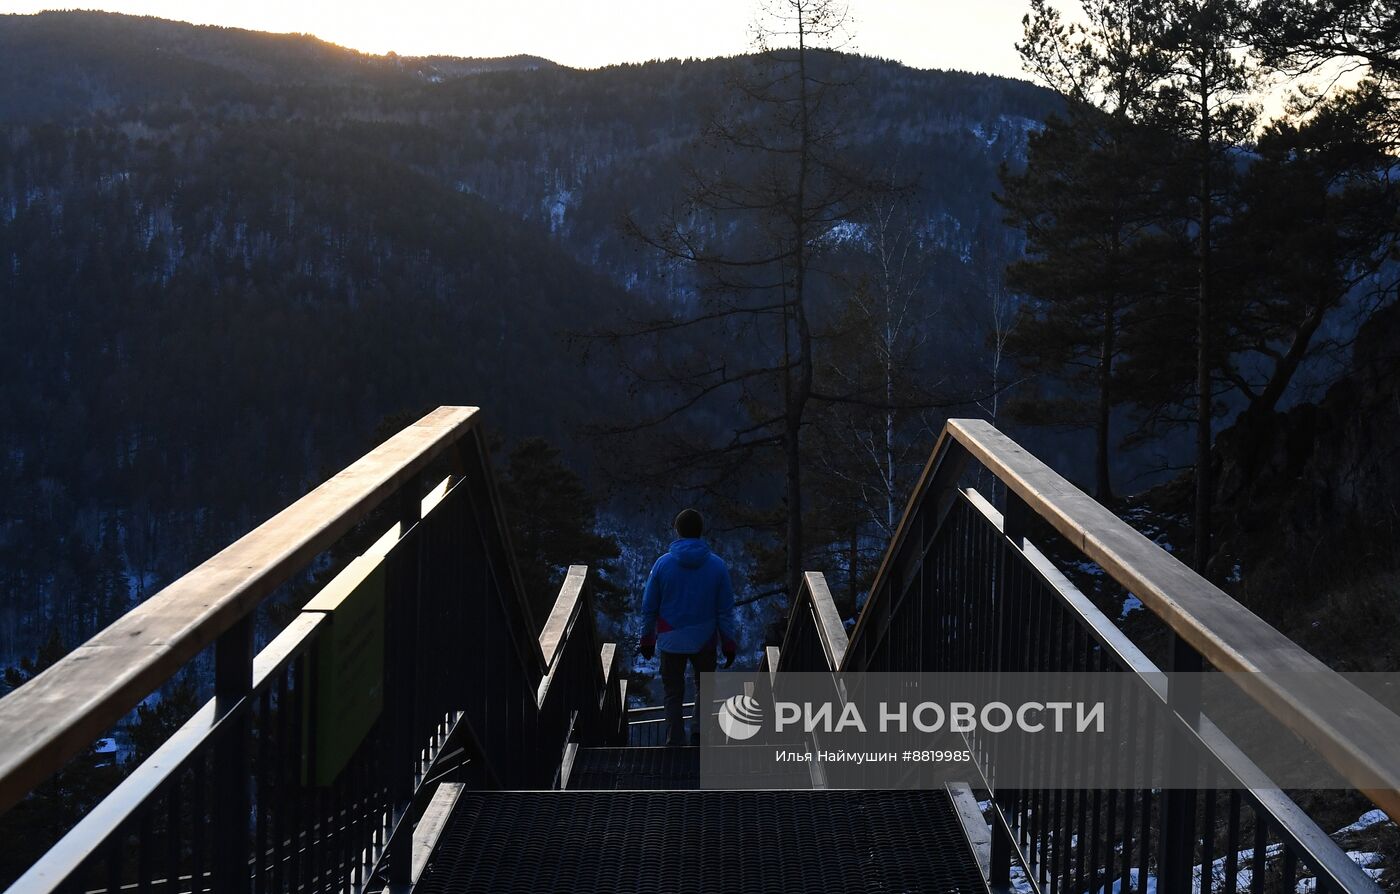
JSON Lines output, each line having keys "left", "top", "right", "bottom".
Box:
{"left": 566, "top": 746, "right": 700, "bottom": 790}
{"left": 565, "top": 745, "right": 819, "bottom": 791}
{"left": 416, "top": 790, "right": 988, "bottom": 893}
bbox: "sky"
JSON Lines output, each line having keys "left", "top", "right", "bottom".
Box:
{"left": 0, "top": 1, "right": 1039, "bottom": 77}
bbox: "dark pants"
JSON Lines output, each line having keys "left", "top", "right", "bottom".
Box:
{"left": 661, "top": 648, "right": 716, "bottom": 746}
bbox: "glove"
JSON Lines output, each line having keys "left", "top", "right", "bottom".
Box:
{"left": 640, "top": 634, "right": 656, "bottom": 661}
{"left": 722, "top": 639, "right": 736, "bottom": 669}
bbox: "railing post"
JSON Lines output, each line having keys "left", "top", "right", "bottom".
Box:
{"left": 990, "top": 490, "right": 1028, "bottom": 890}
{"left": 1002, "top": 490, "right": 1028, "bottom": 547}
{"left": 213, "top": 614, "right": 254, "bottom": 892}
{"left": 1159, "top": 633, "right": 1203, "bottom": 894}
{"left": 387, "top": 477, "right": 423, "bottom": 889}
{"left": 989, "top": 820, "right": 1014, "bottom": 891}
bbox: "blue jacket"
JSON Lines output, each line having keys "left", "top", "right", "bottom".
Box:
{"left": 640, "top": 538, "right": 738, "bottom": 655}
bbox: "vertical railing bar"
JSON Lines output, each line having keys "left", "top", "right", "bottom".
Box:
{"left": 1250, "top": 811, "right": 1267, "bottom": 894}
{"left": 1283, "top": 848, "right": 1298, "bottom": 894}
{"left": 191, "top": 737, "right": 207, "bottom": 892}
{"left": 1061, "top": 607, "right": 1078, "bottom": 894}
{"left": 338, "top": 754, "right": 351, "bottom": 892}
{"left": 386, "top": 471, "right": 423, "bottom": 888}
{"left": 138, "top": 804, "right": 154, "bottom": 893}
{"left": 1047, "top": 584, "right": 1064, "bottom": 889}
{"left": 988, "top": 490, "right": 1029, "bottom": 893}
{"left": 313, "top": 781, "right": 327, "bottom": 892}
{"left": 1224, "top": 791, "right": 1241, "bottom": 894}
{"left": 1022, "top": 567, "right": 1038, "bottom": 867}
{"left": 1016, "top": 553, "right": 1037, "bottom": 845}
{"left": 1202, "top": 771, "right": 1217, "bottom": 894}
{"left": 272, "top": 669, "right": 290, "bottom": 893}
{"left": 1160, "top": 632, "right": 1204, "bottom": 894}
{"left": 106, "top": 830, "right": 123, "bottom": 894}
{"left": 254, "top": 687, "right": 271, "bottom": 892}
{"left": 1048, "top": 604, "right": 1066, "bottom": 894}
{"left": 1120, "top": 678, "right": 1138, "bottom": 894}
{"left": 1032, "top": 574, "right": 1050, "bottom": 884}
{"left": 212, "top": 613, "right": 253, "bottom": 893}
{"left": 960, "top": 500, "right": 972, "bottom": 674}
{"left": 165, "top": 774, "right": 181, "bottom": 894}
{"left": 294, "top": 651, "right": 313, "bottom": 894}
{"left": 1136, "top": 788, "right": 1152, "bottom": 894}
{"left": 1104, "top": 766, "right": 1119, "bottom": 894}
{"left": 1075, "top": 628, "right": 1091, "bottom": 894}
{"left": 349, "top": 742, "right": 362, "bottom": 892}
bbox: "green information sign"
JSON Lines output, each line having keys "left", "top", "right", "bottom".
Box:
{"left": 302, "top": 553, "right": 386, "bottom": 786}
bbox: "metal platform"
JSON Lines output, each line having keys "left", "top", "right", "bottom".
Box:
{"left": 415, "top": 789, "right": 989, "bottom": 893}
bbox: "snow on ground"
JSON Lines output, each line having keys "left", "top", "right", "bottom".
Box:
{"left": 1190, "top": 809, "right": 1391, "bottom": 893}
{"left": 1336, "top": 809, "right": 1392, "bottom": 835}
{"left": 1010, "top": 861, "right": 1036, "bottom": 894}
{"left": 821, "top": 220, "right": 869, "bottom": 247}
{"left": 977, "top": 807, "right": 1389, "bottom": 894}
{"left": 970, "top": 123, "right": 997, "bottom": 147}
{"left": 969, "top": 115, "right": 1041, "bottom": 151}
{"left": 1085, "top": 867, "right": 1157, "bottom": 894}
{"left": 543, "top": 178, "right": 575, "bottom": 233}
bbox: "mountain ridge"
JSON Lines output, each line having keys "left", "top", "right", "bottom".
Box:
{"left": 0, "top": 10, "right": 1058, "bottom": 666}
{"left": 0, "top": 11, "right": 559, "bottom": 78}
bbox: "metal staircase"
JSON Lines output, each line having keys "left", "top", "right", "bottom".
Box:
{"left": 414, "top": 789, "right": 987, "bottom": 894}
{"left": 1, "top": 408, "right": 1398, "bottom": 894}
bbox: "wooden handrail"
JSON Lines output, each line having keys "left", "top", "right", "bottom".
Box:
{"left": 850, "top": 418, "right": 1400, "bottom": 821}
{"left": 538, "top": 565, "right": 589, "bottom": 671}
{"left": 961, "top": 485, "right": 1383, "bottom": 894}
{"left": 777, "top": 571, "right": 848, "bottom": 671}
{"left": 6, "top": 612, "right": 329, "bottom": 893}
{"left": 803, "top": 572, "right": 849, "bottom": 671}
{"left": 0, "top": 406, "right": 481, "bottom": 816}
{"left": 535, "top": 565, "right": 602, "bottom": 708}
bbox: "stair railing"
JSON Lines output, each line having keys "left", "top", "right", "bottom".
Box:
{"left": 777, "top": 418, "right": 1400, "bottom": 894}
{"left": 535, "top": 565, "right": 626, "bottom": 758}
{"left": 776, "top": 571, "right": 849, "bottom": 673}
{"left": 0, "top": 406, "right": 624, "bottom": 893}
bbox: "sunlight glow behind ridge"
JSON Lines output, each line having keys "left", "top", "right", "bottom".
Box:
{"left": 0, "top": 0, "right": 1035, "bottom": 76}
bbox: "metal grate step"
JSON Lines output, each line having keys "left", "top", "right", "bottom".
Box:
{"left": 415, "top": 789, "right": 988, "bottom": 894}
{"left": 565, "top": 746, "right": 700, "bottom": 790}
{"left": 564, "top": 745, "right": 818, "bottom": 791}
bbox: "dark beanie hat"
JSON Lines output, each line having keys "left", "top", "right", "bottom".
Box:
{"left": 674, "top": 508, "right": 704, "bottom": 539}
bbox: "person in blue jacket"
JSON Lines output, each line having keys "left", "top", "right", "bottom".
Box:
{"left": 638, "top": 508, "right": 738, "bottom": 746}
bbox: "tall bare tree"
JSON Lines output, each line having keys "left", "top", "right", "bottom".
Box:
{"left": 603, "top": 0, "right": 876, "bottom": 605}
{"left": 804, "top": 193, "right": 947, "bottom": 610}
{"left": 819, "top": 194, "right": 941, "bottom": 535}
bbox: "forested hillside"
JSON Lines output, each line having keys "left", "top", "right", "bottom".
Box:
{"left": 0, "top": 11, "right": 1057, "bottom": 666}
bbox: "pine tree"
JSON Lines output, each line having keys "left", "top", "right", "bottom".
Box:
{"left": 1001, "top": 0, "right": 1170, "bottom": 501}
{"left": 1213, "top": 81, "right": 1396, "bottom": 466}
{"left": 498, "top": 437, "right": 624, "bottom": 628}
{"left": 1250, "top": 0, "right": 1400, "bottom": 316}
{"left": 1148, "top": 0, "right": 1259, "bottom": 572}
